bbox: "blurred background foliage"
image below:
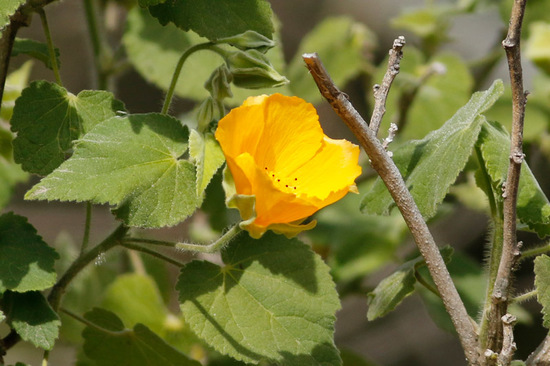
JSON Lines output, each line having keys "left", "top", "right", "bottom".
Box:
{"left": 3, "top": 0, "right": 550, "bottom": 365}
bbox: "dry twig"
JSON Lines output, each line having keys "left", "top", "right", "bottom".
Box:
{"left": 369, "top": 36, "right": 405, "bottom": 136}
{"left": 302, "top": 47, "right": 480, "bottom": 366}
{"left": 485, "top": 0, "right": 528, "bottom": 358}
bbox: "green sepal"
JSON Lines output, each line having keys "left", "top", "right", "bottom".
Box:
{"left": 226, "top": 49, "right": 288, "bottom": 89}
{"left": 204, "top": 65, "right": 233, "bottom": 101}
{"left": 214, "top": 30, "right": 275, "bottom": 53}
{"left": 223, "top": 168, "right": 316, "bottom": 239}
{"left": 188, "top": 129, "right": 225, "bottom": 196}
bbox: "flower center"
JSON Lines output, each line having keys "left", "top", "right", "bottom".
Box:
{"left": 264, "top": 167, "right": 299, "bottom": 194}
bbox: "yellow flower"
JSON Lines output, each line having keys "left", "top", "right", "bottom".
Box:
{"left": 215, "top": 94, "right": 361, "bottom": 238}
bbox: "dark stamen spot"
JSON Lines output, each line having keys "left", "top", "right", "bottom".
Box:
{"left": 285, "top": 185, "right": 289, "bottom": 187}
{"left": 294, "top": 178, "right": 298, "bottom": 181}
{"left": 277, "top": 179, "right": 280, "bottom": 182}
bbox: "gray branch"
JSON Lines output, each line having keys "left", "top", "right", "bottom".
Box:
{"left": 302, "top": 49, "right": 481, "bottom": 366}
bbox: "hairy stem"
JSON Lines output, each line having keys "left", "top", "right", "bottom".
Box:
{"left": 302, "top": 50, "right": 481, "bottom": 366}
{"left": 176, "top": 224, "right": 242, "bottom": 253}
{"left": 121, "top": 242, "right": 185, "bottom": 267}
{"left": 526, "top": 335, "right": 550, "bottom": 366}
{"left": 485, "top": 0, "right": 528, "bottom": 358}
{"left": 520, "top": 242, "right": 550, "bottom": 260}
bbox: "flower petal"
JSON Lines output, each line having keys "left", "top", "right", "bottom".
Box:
{"left": 293, "top": 137, "right": 362, "bottom": 201}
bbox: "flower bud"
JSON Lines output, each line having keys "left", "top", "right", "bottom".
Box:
{"left": 226, "top": 49, "right": 288, "bottom": 89}
{"left": 204, "top": 65, "right": 233, "bottom": 101}
{"left": 215, "top": 30, "right": 275, "bottom": 53}
{"left": 196, "top": 97, "right": 218, "bottom": 132}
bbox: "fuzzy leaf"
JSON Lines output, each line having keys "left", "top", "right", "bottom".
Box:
{"left": 25, "top": 113, "right": 201, "bottom": 228}
{"left": 477, "top": 121, "right": 550, "bottom": 236}
{"left": 82, "top": 308, "right": 200, "bottom": 366}
{"left": 1, "top": 291, "right": 60, "bottom": 350}
{"left": 362, "top": 79, "right": 503, "bottom": 219}
{"left": 148, "top": 0, "right": 274, "bottom": 41}
{"left": 534, "top": 255, "right": 550, "bottom": 328}
{"left": 178, "top": 231, "right": 342, "bottom": 366}
{"left": 11, "top": 81, "right": 125, "bottom": 175}
{"left": 12, "top": 38, "right": 60, "bottom": 70}
{"left": 189, "top": 130, "right": 225, "bottom": 196}
{"left": 367, "top": 247, "right": 453, "bottom": 321}
{"left": 0, "top": 0, "right": 25, "bottom": 32}
{"left": 0, "top": 212, "right": 58, "bottom": 293}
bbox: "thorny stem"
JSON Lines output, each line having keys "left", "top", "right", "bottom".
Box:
{"left": 37, "top": 8, "right": 62, "bottom": 85}
{"left": 369, "top": 36, "right": 405, "bottom": 136}
{"left": 161, "top": 42, "right": 219, "bottom": 115}
{"left": 485, "top": 0, "right": 528, "bottom": 359}
{"left": 302, "top": 50, "right": 481, "bottom": 366}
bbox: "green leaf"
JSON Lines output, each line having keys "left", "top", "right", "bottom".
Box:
{"left": 0, "top": 0, "right": 25, "bottom": 32}
{"left": 362, "top": 79, "right": 503, "bottom": 219}
{"left": 12, "top": 38, "right": 60, "bottom": 70}
{"left": 366, "top": 259, "right": 419, "bottom": 321}
{"left": 1, "top": 291, "right": 61, "bottom": 350}
{"left": 534, "top": 255, "right": 550, "bottom": 328}
{"left": 189, "top": 130, "right": 225, "bottom": 196}
{"left": 11, "top": 81, "right": 125, "bottom": 175}
{"left": 0, "top": 212, "right": 58, "bottom": 293}
{"left": 1, "top": 60, "right": 32, "bottom": 122}
{"left": 82, "top": 308, "right": 201, "bottom": 366}
{"left": 148, "top": 0, "right": 274, "bottom": 41}
{"left": 526, "top": 22, "right": 550, "bottom": 75}
{"left": 26, "top": 113, "right": 202, "bottom": 228}
{"left": 287, "top": 17, "right": 375, "bottom": 104}
{"left": 178, "top": 231, "right": 342, "bottom": 366}
{"left": 391, "top": 6, "right": 452, "bottom": 41}
{"left": 101, "top": 273, "right": 168, "bottom": 335}
{"left": 477, "top": 121, "right": 550, "bottom": 236}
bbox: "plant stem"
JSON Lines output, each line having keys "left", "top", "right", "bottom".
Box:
{"left": 176, "top": 224, "right": 242, "bottom": 253}
{"left": 121, "top": 242, "right": 185, "bottom": 267}
{"left": 0, "top": 9, "right": 30, "bottom": 104}
{"left": 161, "top": 42, "right": 217, "bottom": 115}
{"left": 83, "top": 0, "right": 109, "bottom": 89}
{"left": 48, "top": 224, "right": 129, "bottom": 311}
{"left": 485, "top": 0, "right": 528, "bottom": 358}
{"left": 510, "top": 289, "right": 537, "bottom": 304}
{"left": 123, "top": 237, "right": 179, "bottom": 247}
{"left": 302, "top": 50, "right": 481, "bottom": 366}
{"left": 520, "top": 243, "right": 550, "bottom": 260}
{"left": 526, "top": 335, "right": 550, "bottom": 366}
{"left": 60, "top": 308, "right": 130, "bottom": 336}
{"left": 80, "top": 202, "right": 93, "bottom": 255}
{"left": 37, "top": 8, "right": 62, "bottom": 85}
{"left": 369, "top": 36, "right": 405, "bottom": 136}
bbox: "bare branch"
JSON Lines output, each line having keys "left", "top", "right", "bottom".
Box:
{"left": 486, "top": 0, "right": 528, "bottom": 355}
{"left": 369, "top": 36, "right": 405, "bottom": 136}
{"left": 302, "top": 52, "right": 480, "bottom": 366}
{"left": 498, "top": 314, "right": 517, "bottom": 366}
{"left": 526, "top": 335, "right": 550, "bottom": 366}
{"left": 382, "top": 123, "right": 398, "bottom": 152}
